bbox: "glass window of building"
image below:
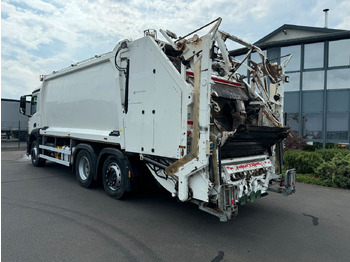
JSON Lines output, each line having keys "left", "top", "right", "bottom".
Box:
{"left": 327, "top": 90, "right": 349, "bottom": 112}
{"left": 284, "top": 72, "right": 300, "bottom": 92}
{"left": 285, "top": 113, "right": 299, "bottom": 134}
{"left": 327, "top": 68, "right": 350, "bottom": 90}
{"left": 281, "top": 45, "right": 301, "bottom": 72}
{"left": 303, "top": 91, "right": 323, "bottom": 112}
{"left": 304, "top": 42, "right": 324, "bottom": 69}
{"left": 328, "top": 39, "right": 350, "bottom": 67}
{"left": 302, "top": 71, "right": 324, "bottom": 90}
{"left": 284, "top": 92, "right": 300, "bottom": 112}
{"left": 303, "top": 113, "right": 322, "bottom": 140}
{"left": 326, "top": 113, "right": 349, "bottom": 141}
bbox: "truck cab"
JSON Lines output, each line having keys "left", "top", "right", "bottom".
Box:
{"left": 20, "top": 89, "right": 42, "bottom": 155}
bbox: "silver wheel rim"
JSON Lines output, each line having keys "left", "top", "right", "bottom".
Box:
{"left": 106, "top": 164, "right": 121, "bottom": 191}
{"left": 32, "top": 146, "right": 38, "bottom": 162}
{"left": 78, "top": 156, "right": 90, "bottom": 181}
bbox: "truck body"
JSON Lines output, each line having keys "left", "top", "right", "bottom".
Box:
{"left": 20, "top": 18, "right": 295, "bottom": 221}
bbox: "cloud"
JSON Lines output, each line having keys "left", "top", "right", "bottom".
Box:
{"left": 308, "top": 0, "right": 350, "bottom": 29}
{"left": 1, "top": 0, "right": 350, "bottom": 99}
{"left": 332, "top": 2, "right": 350, "bottom": 29}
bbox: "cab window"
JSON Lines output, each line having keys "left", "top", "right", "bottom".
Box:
{"left": 31, "top": 96, "right": 37, "bottom": 115}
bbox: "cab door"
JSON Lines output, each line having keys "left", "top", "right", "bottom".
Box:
{"left": 28, "top": 92, "right": 41, "bottom": 133}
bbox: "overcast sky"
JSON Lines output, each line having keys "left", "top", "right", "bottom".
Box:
{"left": 1, "top": 0, "right": 350, "bottom": 99}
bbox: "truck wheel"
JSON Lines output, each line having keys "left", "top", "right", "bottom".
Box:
{"left": 102, "top": 155, "right": 125, "bottom": 199}
{"left": 75, "top": 150, "right": 94, "bottom": 188}
{"left": 31, "top": 141, "right": 46, "bottom": 167}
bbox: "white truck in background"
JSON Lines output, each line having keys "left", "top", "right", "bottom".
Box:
{"left": 20, "top": 18, "right": 295, "bottom": 221}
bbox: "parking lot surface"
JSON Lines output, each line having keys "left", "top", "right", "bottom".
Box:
{"left": 2, "top": 150, "right": 350, "bottom": 261}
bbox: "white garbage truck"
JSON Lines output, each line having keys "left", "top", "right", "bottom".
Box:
{"left": 20, "top": 18, "right": 295, "bottom": 221}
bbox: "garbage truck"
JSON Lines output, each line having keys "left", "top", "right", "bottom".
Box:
{"left": 20, "top": 18, "right": 295, "bottom": 221}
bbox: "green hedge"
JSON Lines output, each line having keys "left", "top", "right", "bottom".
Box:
{"left": 285, "top": 149, "right": 350, "bottom": 189}
{"left": 314, "top": 149, "right": 350, "bottom": 161}
{"left": 284, "top": 150, "right": 322, "bottom": 174}
{"left": 296, "top": 174, "right": 337, "bottom": 187}
{"left": 315, "top": 154, "right": 350, "bottom": 189}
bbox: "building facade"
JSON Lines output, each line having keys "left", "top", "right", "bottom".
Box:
{"left": 231, "top": 25, "right": 350, "bottom": 147}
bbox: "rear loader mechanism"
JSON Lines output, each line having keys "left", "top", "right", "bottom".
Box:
{"left": 149, "top": 17, "right": 296, "bottom": 221}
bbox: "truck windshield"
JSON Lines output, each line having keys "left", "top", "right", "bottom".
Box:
{"left": 31, "top": 96, "right": 37, "bottom": 115}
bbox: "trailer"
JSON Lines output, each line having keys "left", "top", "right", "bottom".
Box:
{"left": 20, "top": 18, "right": 295, "bottom": 221}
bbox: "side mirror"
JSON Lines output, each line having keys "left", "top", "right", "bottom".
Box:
{"left": 19, "top": 96, "right": 27, "bottom": 115}
{"left": 19, "top": 95, "right": 31, "bottom": 116}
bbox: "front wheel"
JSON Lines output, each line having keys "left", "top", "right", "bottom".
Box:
{"left": 31, "top": 141, "right": 46, "bottom": 167}
{"left": 102, "top": 155, "right": 125, "bottom": 199}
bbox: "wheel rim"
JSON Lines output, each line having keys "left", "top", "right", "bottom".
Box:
{"left": 105, "top": 163, "right": 121, "bottom": 191}
{"left": 78, "top": 156, "right": 90, "bottom": 181}
{"left": 31, "top": 146, "right": 38, "bottom": 162}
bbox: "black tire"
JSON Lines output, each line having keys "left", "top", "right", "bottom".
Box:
{"left": 75, "top": 150, "right": 95, "bottom": 188}
{"left": 31, "top": 141, "right": 46, "bottom": 167}
{"left": 102, "top": 155, "right": 125, "bottom": 199}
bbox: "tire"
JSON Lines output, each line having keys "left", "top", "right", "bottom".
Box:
{"left": 75, "top": 150, "right": 95, "bottom": 188}
{"left": 31, "top": 141, "right": 46, "bottom": 167}
{"left": 102, "top": 155, "right": 125, "bottom": 199}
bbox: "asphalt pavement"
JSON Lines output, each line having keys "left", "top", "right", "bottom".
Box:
{"left": 1, "top": 139, "right": 26, "bottom": 150}
{"left": 2, "top": 150, "right": 350, "bottom": 262}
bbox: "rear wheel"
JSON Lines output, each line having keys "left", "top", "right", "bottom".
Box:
{"left": 31, "top": 141, "right": 46, "bottom": 167}
{"left": 75, "top": 150, "right": 94, "bottom": 188}
{"left": 102, "top": 155, "right": 125, "bottom": 199}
